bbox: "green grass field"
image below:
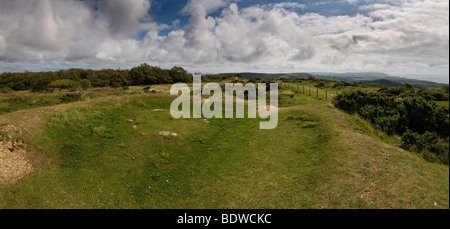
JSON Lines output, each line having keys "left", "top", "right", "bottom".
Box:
{"left": 0, "top": 83, "right": 448, "bottom": 209}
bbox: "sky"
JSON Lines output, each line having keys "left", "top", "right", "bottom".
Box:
{"left": 0, "top": 0, "right": 449, "bottom": 83}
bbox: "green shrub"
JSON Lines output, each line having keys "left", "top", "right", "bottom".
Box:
{"left": 402, "top": 130, "right": 449, "bottom": 164}
{"left": 78, "top": 79, "right": 92, "bottom": 90}
{"left": 333, "top": 88, "right": 449, "bottom": 164}
{"left": 0, "top": 87, "right": 12, "bottom": 93}
{"left": 60, "top": 93, "right": 83, "bottom": 103}
{"left": 50, "top": 79, "right": 77, "bottom": 91}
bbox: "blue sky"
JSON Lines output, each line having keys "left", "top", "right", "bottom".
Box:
{"left": 149, "top": 0, "right": 363, "bottom": 36}
{"left": 0, "top": 0, "right": 449, "bottom": 83}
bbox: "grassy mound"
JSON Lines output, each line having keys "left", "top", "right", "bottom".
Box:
{"left": 0, "top": 87, "right": 448, "bottom": 209}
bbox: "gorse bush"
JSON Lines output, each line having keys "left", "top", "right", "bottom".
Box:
{"left": 402, "top": 130, "right": 449, "bottom": 164}
{"left": 333, "top": 87, "right": 449, "bottom": 164}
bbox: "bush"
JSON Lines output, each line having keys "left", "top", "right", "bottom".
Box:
{"left": 315, "top": 82, "right": 326, "bottom": 88}
{"left": 31, "top": 79, "right": 51, "bottom": 92}
{"left": 402, "top": 130, "right": 449, "bottom": 164}
{"left": 60, "top": 93, "right": 83, "bottom": 103}
{"left": 50, "top": 79, "right": 77, "bottom": 91}
{"left": 248, "top": 78, "right": 260, "bottom": 84}
{"left": 417, "top": 88, "right": 449, "bottom": 101}
{"left": 333, "top": 88, "right": 449, "bottom": 164}
{"left": 78, "top": 79, "right": 92, "bottom": 90}
{"left": 1, "top": 87, "right": 12, "bottom": 93}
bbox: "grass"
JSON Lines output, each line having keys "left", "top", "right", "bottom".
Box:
{"left": 0, "top": 93, "right": 62, "bottom": 115}
{"left": 0, "top": 86, "right": 156, "bottom": 116}
{"left": 436, "top": 101, "right": 449, "bottom": 109}
{"left": 0, "top": 84, "right": 448, "bottom": 209}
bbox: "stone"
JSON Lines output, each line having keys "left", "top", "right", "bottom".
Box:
{"left": 159, "top": 131, "right": 178, "bottom": 137}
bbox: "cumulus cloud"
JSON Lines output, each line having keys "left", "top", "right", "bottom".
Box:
{"left": 0, "top": 0, "right": 92, "bottom": 61}
{"left": 0, "top": 0, "right": 448, "bottom": 79}
{"left": 214, "top": 3, "right": 315, "bottom": 63}
{"left": 258, "top": 2, "right": 307, "bottom": 10}
{"left": 98, "top": 0, "right": 152, "bottom": 37}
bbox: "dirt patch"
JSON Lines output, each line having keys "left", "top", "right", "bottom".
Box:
{"left": 0, "top": 140, "right": 33, "bottom": 186}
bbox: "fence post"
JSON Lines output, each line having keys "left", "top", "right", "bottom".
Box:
{"left": 326, "top": 89, "right": 328, "bottom": 100}
{"left": 317, "top": 87, "right": 318, "bottom": 98}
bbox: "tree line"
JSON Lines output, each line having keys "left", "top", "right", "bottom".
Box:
{"left": 0, "top": 64, "right": 192, "bottom": 92}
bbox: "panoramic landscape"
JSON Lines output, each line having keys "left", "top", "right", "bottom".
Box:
{"left": 0, "top": 0, "right": 449, "bottom": 210}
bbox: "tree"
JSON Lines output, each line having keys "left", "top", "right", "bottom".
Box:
{"left": 169, "top": 66, "right": 191, "bottom": 83}
{"left": 49, "top": 79, "right": 77, "bottom": 91}
{"left": 130, "top": 63, "right": 156, "bottom": 85}
{"left": 150, "top": 66, "right": 171, "bottom": 84}
{"left": 307, "top": 75, "right": 317, "bottom": 81}
{"left": 30, "top": 73, "right": 53, "bottom": 92}
{"left": 108, "top": 71, "right": 129, "bottom": 88}
{"left": 443, "top": 85, "right": 449, "bottom": 94}
{"left": 78, "top": 79, "right": 92, "bottom": 90}
{"left": 404, "top": 83, "right": 413, "bottom": 89}
{"left": 315, "top": 82, "right": 326, "bottom": 88}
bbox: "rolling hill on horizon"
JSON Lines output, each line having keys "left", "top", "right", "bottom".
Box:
{"left": 219, "top": 72, "right": 448, "bottom": 89}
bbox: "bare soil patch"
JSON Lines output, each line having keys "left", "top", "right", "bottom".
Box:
{"left": 0, "top": 139, "right": 33, "bottom": 186}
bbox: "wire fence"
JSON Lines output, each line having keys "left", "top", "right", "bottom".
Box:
{"left": 280, "top": 83, "right": 333, "bottom": 100}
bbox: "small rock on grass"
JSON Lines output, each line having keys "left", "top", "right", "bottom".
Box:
{"left": 159, "top": 131, "right": 178, "bottom": 137}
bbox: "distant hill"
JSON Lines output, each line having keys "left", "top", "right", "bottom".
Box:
{"left": 219, "top": 72, "right": 448, "bottom": 89}
{"left": 360, "top": 79, "right": 404, "bottom": 87}
{"left": 219, "top": 72, "right": 314, "bottom": 80}
{"left": 310, "top": 72, "right": 392, "bottom": 78}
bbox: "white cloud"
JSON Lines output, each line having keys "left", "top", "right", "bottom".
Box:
{"left": 98, "top": 0, "right": 152, "bottom": 37}
{"left": 259, "top": 2, "right": 307, "bottom": 10}
{"left": 342, "top": 0, "right": 358, "bottom": 4}
{"left": 182, "top": 0, "right": 230, "bottom": 15}
{"left": 0, "top": 0, "right": 448, "bottom": 79}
